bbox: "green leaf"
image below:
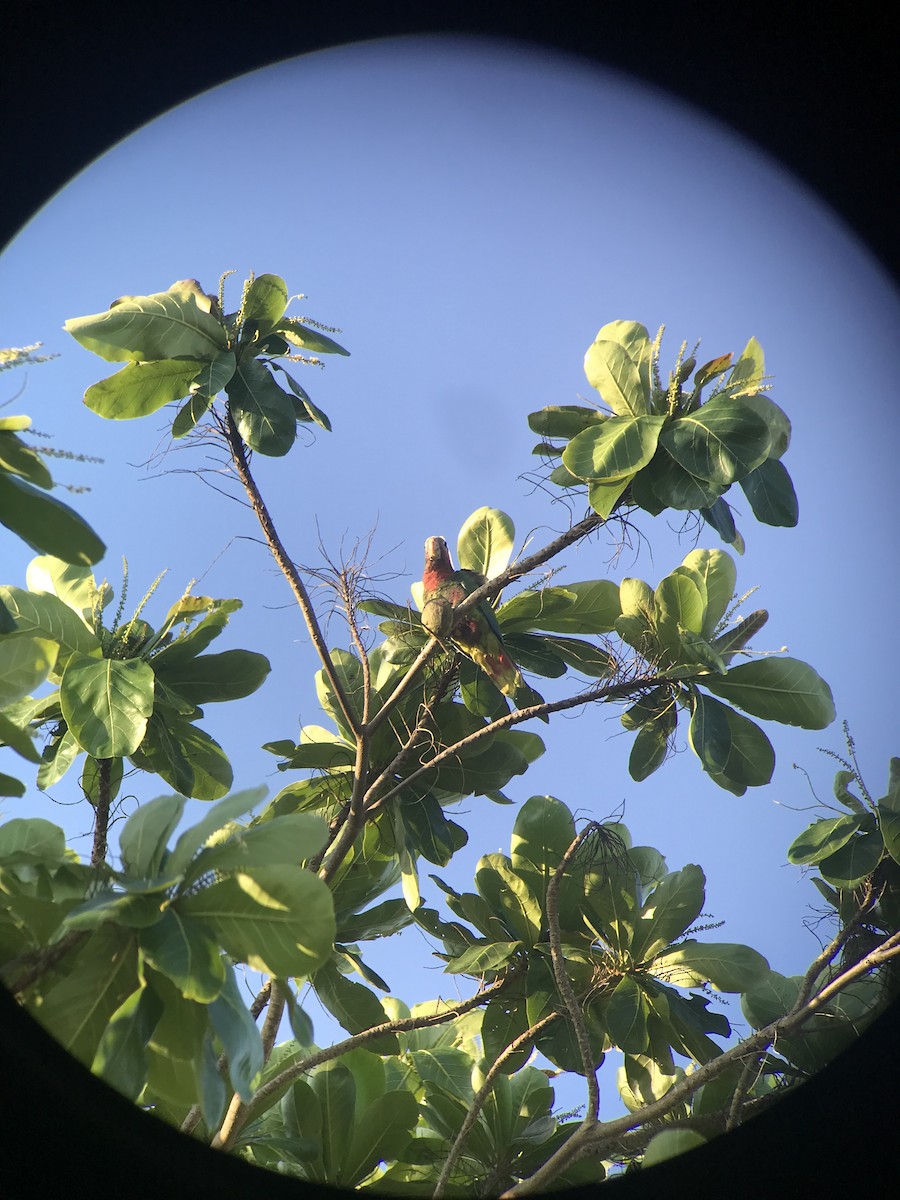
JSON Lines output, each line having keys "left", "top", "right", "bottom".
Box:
{"left": 207, "top": 965, "right": 265, "bottom": 1100}
{"left": 186, "top": 812, "right": 329, "bottom": 884}
{"left": 688, "top": 692, "right": 732, "bottom": 775}
{"left": 787, "top": 815, "right": 863, "bottom": 865}
{"left": 495, "top": 586, "right": 577, "bottom": 632}
{"left": 154, "top": 648, "right": 270, "bottom": 705}
{"left": 680, "top": 549, "right": 736, "bottom": 638}
{"left": 878, "top": 781, "right": 900, "bottom": 866}
{"left": 643, "top": 1129, "right": 707, "bottom": 1167}
{"left": 584, "top": 336, "right": 648, "bottom": 416}
{"left": 139, "top": 910, "right": 226, "bottom": 1003}
{"left": 444, "top": 939, "right": 522, "bottom": 976}
{"left": 540, "top": 635, "right": 613, "bottom": 677}
{"left": 832, "top": 769, "right": 867, "bottom": 815}
{"left": 818, "top": 832, "right": 883, "bottom": 888}
{"left": 65, "top": 282, "right": 227, "bottom": 363}
{"left": 190, "top": 350, "right": 236, "bottom": 398}
{"left": 700, "top": 496, "right": 745, "bottom": 554}
{"left": 510, "top": 794, "right": 575, "bottom": 877}
{"left": 629, "top": 718, "right": 671, "bottom": 782}
{"left": 527, "top": 405, "right": 607, "bottom": 438}
{"left": 0, "top": 816, "right": 66, "bottom": 865}
{"left": 0, "top": 635, "right": 57, "bottom": 706}
{"left": 0, "top": 584, "right": 100, "bottom": 657}
{"left": 129, "top": 713, "right": 233, "bottom": 800}
{"left": 631, "top": 865, "right": 705, "bottom": 962}
{"left": 475, "top": 853, "right": 543, "bottom": 944}
{"left": 457, "top": 506, "right": 515, "bottom": 578}
{"left": 502, "top": 632, "right": 567, "bottom": 677}
{"left": 0, "top": 709, "right": 40, "bottom": 762}
{"left": 607, "top": 975, "right": 649, "bottom": 1053}
{"left": 60, "top": 654, "right": 155, "bottom": 758}
{"left": 588, "top": 474, "right": 633, "bottom": 518}
{"left": 226, "top": 357, "right": 296, "bottom": 456}
{"left": 37, "top": 720, "right": 81, "bottom": 787}
{"left": 639, "top": 448, "right": 729, "bottom": 511}
{"left": 164, "top": 786, "right": 267, "bottom": 877}
{"left": 84, "top": 359, "right": 203, "bottom": 419}
{"left": 740, "top": 969, "right": 799, "bottom": 1029}
{"left": 655, "top": 572, "right": 706, "bottom": 654}
{"left": 0, "top": 429, "right": 53, "bottom": 487}
{"left": 336, "top": 898, "right": 414, "bottom": 944}
{"left": 119, "top": 793, "right": 185, "bottom": 877}
{"left": 268, "top": 362, "right": 333, "bottom": 431}
{"left": 341, "top": 1090, "right": 420, "bottom": 1186}
{"left": 312, "top": 960, "right": 398, "bottom": 1054}
{"left": 521, "top": 580, "right": 621, "bottom": 634}
{"left": 243, "top": 273, "right": 289, "bottom": 329}
{"left": 179, "top": 864, "right": 335, "bottom": 977}
{"left": 722, "top": 336, "right": 765, "bottom": 398}
{"left": 92, "top": 984, "right": 163, "bottom": 1101}
{"left": 705, "top": 657, "right": 835, "bottom": 729}
{"left": 738, "top": 392, "right": 791, "bottom": 458}
{"left": 278, "top": 317, "right": 350, "bottom": 357}
{"left": 739, "top": 458, "right": 799, "bottom": 526}
{"left": 695, "top": 699, "right": 775, "bottom": 792}
{"left": 34, "top": 924, "right": 138, "bottom": 1065}
{"left": 659, "top": 395, "right": 772, "bottom": 485}
{"left": 650, "top": 940, "right": 770, "bottom": 992}
{"left": 481, "top": 994, "right": 533, "bottom": 1074}
{"left": 562, "top": 414, "right": 665, "bottom": 481}
{"left": 151, "top": 597, "right": 241, "bottom": 667}
{"left": 0, "top": 474, "right": 106, "bottom": 565}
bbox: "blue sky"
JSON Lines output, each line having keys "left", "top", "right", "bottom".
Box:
{"left": 2, "top": 35, "right": 898, "bottom": 1117}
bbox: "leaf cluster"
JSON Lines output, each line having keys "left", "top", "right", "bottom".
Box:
{"left": 530, "top": 321, "right": 798, "bottom": 551}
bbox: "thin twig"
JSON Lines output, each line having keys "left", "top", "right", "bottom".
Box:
{"left": 366, "top": 672, "right": 662, "bottom": 816}
{"left": 222, "top": 408, "right": 361, "bottom": 737}
{"left": 214, "top": 975, "right": 512, "bottom": 1152}
{"left": 433, "top": 1011, "right": 560, "bottom": 1198}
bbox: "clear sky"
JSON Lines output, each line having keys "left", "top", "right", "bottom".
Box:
{"left": 1, "top": 35, "right": 898, "bottom": 1118}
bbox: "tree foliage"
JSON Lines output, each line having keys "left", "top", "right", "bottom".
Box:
{"left": 1, "top": 275, "right": 897, "bottom": 1194}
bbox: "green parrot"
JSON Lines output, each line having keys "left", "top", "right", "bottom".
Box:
{"left": 421, "top": 535, "right": 522, "bottom": 697}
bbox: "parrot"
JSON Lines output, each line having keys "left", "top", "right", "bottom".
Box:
{"left": 421, "top": 535, "right": 523, "bottom": 697}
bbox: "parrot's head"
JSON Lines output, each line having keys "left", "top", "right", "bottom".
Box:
{"left": 423, "top": 536, "right": 452, "bottom": 571}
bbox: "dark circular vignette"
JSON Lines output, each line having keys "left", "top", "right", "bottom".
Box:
{"left": 1, "top": 3, "right": 897, "bottom": 1199}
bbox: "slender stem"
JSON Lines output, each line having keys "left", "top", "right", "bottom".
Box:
{"left": 433, "top": 1011, "right": 560, "bottom": 1198}
{"left": 223, "top": 408, "right": 361, "bottom": 738}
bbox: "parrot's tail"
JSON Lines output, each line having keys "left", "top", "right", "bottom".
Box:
{"left": 479, "top": 648, "right": 523, "bottom": 697}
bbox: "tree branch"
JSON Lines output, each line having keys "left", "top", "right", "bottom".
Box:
{"left": 212, "top": 975, "right": 511, "bottom": 1152}
{"left": 222, "top": 408, "right": 361, "bottom": 738}
{"left": 502, "top": 921, "right": 900, "bottom": 1196}
{"left": 90, "top": 757, "right": 112, "bottom": 867}
{"left": 365, "top": 671, "right": 663, "bottom": 816}
{"left": 433, "top": 1011, "right": 560, "bottom": 1198}
{"left": 1, "top": 929, "right": 89, "bottom": 996}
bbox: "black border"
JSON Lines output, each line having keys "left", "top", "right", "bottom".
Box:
{"left": 1, "top": 3, "right": 897, "bottom": 1196}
